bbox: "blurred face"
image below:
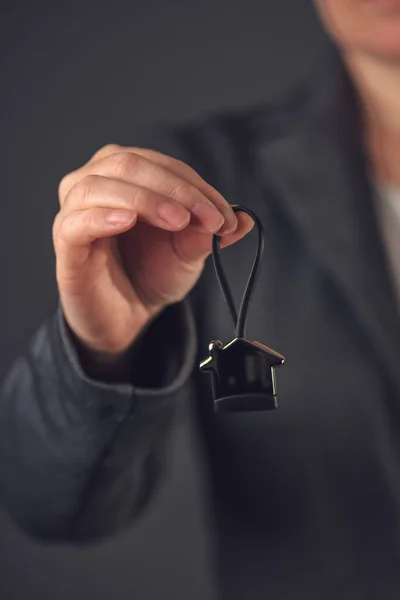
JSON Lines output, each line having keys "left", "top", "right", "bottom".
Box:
{"left": 314, "top": 0, "right": 400, "bottom": 61}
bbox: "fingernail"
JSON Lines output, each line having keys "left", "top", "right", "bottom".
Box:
{"left": 105, "top": 210, "right": 136, "bottom": 225}
{"left": 157, "top": 201, "right": 190, "bottom": 228}
{"left": 191, "top": 202, "right": 225, "bottom": 233}
{"left": 218, "top": 207, "right": 239, "bottom": 235}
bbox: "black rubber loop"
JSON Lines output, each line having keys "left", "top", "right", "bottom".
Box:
{"left": 212, "top": 205, "right": 265, "bottom": 339}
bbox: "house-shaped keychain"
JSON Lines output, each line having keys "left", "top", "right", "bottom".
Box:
{"left": 200, "top": 337, "right": 285, "bottom": 412}
{"left": 199, "top": 205, "right": 285, "bottom": 413}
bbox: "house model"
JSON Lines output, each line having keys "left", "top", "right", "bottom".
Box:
{"left": 199, "top": 337, "right": 285, "bottom": 413}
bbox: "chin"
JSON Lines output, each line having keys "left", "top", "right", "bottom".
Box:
{"left": 361, "top": 33, "right": 400, "bottom": 62}
{"left": 315, "top": 0, "right": 400, "bottom": 62}
{"left": 338, "top": 19, "right": 400, "bottom": 64}
{"left": 349, "top": 7, "right": 400, "bottom": 60}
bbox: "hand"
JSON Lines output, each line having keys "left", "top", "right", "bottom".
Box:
{"left": 53, "top": 143, "right": 254, "bottom": 357}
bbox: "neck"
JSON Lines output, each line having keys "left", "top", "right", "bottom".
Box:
{"left": 343, "top": 50, "right": 400, "bottom": 186}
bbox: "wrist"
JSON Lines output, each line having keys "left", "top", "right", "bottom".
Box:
{"left": 63, "top": 316, "right": 154, "bottom": 385}
{"left": 75, "top": 343, "right": 138, "bottom": 383}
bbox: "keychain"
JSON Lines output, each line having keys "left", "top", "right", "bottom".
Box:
{"left": 199, "top": 205, "right": 285, "bottom": 413}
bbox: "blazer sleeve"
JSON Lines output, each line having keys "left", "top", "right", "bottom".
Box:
{"left": 0, "top": 121, "right": 205, "bottom": 544}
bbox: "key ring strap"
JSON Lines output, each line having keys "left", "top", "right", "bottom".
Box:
{"left": 212, "top": 205, "right": 265, "bottom": 339}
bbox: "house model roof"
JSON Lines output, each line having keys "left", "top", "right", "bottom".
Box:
{"left": 200, "top": 337, "right": 285, "bottom": 370}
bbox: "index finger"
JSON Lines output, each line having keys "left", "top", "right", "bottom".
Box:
{"left": 59, "top": 143, "right": 238, "bottom": 234}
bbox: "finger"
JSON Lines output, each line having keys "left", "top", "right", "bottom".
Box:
{"left": 86, "top": 144, "right": 238, "bottom": 236}
{"left": 219, "top": 212, "right": 255, "bottom": 249}
{"left": 60, "top": 152, "right": 231, "bottom": 233}
{"left": 122, "top": 147, "right": 239, "bottom": 236}
{"left": 63, "top": 173, "right": 224, "bottom": 235}
{"left": 53, "top": 207, "right": 137, "bottom": 271}
{"left": 58, "top": 148, "right": 238, "bottom": 235}
{"left": 172, "top": 211, "right": 255, "bottom": 266}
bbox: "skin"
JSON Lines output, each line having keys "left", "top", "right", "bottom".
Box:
{"left": 314, "top": 0, "right": 400, "bottom": 60}
{"left": 54, "top": 0, "right": 400, "bottom": 372}
{"left": 54, "top": 145, "right": 254, "bottom": 371}
{"left": 314, "top": 0, "right": 400, "bottom": 186}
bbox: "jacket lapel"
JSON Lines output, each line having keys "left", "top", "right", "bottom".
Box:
{"left": 253, "top": 48, "right": 400, "bottom": 395}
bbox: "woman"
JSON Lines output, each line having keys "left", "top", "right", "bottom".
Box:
{"left": 1, "top": 1, "right": 400, "bottom": 598}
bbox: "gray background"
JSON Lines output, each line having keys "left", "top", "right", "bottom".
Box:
{"left": 0, "top": 1, "right": 326, "bottom": 598}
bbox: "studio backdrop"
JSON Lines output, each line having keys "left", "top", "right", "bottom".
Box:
{"left": 0, "top": 1, "right": 325, "bottom": 598}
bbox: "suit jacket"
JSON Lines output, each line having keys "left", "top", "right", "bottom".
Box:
{"left": 2, "top": 43, "right": 400, "bottom": 600}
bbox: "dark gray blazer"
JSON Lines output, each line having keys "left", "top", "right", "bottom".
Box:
{"left": 2, "top": 45, "right": 400, "bottom": 600}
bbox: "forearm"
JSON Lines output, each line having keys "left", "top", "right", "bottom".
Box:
{"left": 0, "top": 299, "right": 197, "bottom": 543}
